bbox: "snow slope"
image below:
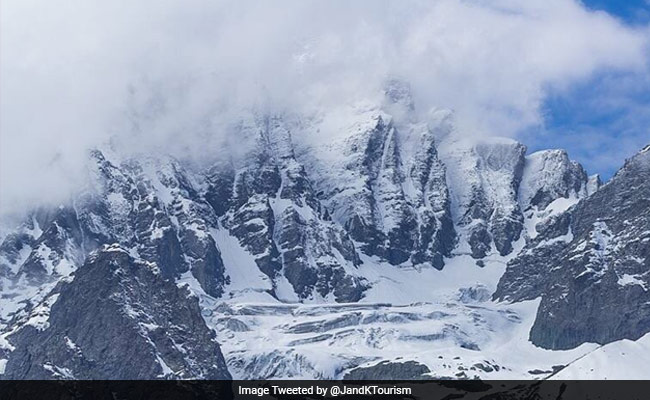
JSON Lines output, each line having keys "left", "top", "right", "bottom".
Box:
{"left": 550, "top": 333, "right": 650, "bottom": 380}
{"left": 2, "top": 90, "right": 647, "bottom": 380}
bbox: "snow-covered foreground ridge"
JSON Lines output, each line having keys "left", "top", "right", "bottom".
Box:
{"left": 1, "top": 88, "right": 649, "bottom": 379}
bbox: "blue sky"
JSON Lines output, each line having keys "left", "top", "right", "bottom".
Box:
{"left": 532, "top": 0, "right": 650, "bottom": 179}
{"left": 583, "top": 0, "right": 650, "bottom": 24}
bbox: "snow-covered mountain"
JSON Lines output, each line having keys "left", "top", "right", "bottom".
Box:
{"left": 495, "top": 144, "right": 650, "bottom": 350}
{"left": 1, "top": 84, "right": 648, "bottom": 380}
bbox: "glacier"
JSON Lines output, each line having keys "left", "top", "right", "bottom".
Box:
{"left": 1, "top": 83, "right": 649, "bottom": 380}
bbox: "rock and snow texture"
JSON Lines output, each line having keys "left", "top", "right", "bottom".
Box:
{"left": 495, "top": 145, "right": 650, "bottom": 350}
{"left": 2, "top": 245, "right": 230, "bottom": 379}
{"left": 1, "top": 85, "right": 648, "bottom": 379}
{"left": 439, "top": 137, "right": 527, "bottom": 260}
{"left": 293, "top": 95, "right": 455, "bottom": 270}
{"left": 519, "top": 149, "right": 590, "bottom": 212}
{"left": 204, "top": 115, "right": 367, "bottom": 302}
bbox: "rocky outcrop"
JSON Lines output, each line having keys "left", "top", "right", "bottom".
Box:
{"left": 301, "top": 90, "right": 456, "bottom": 269}
{"left": 344, "top": 360, "right": 431, "bottom": 380}
{"left": 2, "top": 245, "right": 231, "bottom": 379}
{"left": 12, "top": 207, "right": 83, "bottom": 285}
{"left": 206, "top": 116, "right": 367, "bottom": 302}
{"left": 518, "top": 149, "right": 589, "bottom": 212}
{"left": 495, "top": 145, "right": 650, "bottom": 349}
{"left": 441, "top": 138, "right": 527, "bottom": 259}
{"left": 10, "top": 151, "right": 227, "bottom": 296}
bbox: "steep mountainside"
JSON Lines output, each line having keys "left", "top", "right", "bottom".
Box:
{"left": 3, "top": 88, "right": 649, "bottom": 379}
{"left": 204, "top": 116, "right": 366, "bottom": 302}
{"left": 2, "top": 245, "right": 230, "bottom": 379}
{"left": 440, "top": 137, "right": 527, "bottom": 260}
{"left": 495, "top": 145, "right": 650, "bottom": 350}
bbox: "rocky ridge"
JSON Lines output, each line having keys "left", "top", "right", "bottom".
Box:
{"left": 2, "top": 245, "right": 230, "bottom": 379}
{"left": 495, "top": 145, "right": 650, "bottom": 349}
{"left": 4, "top": 88, "right": 649, "bottom": 379}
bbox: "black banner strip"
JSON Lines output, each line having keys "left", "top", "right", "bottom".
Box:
{"left": 0, "top": 380, "right": 648, "bottom": 400}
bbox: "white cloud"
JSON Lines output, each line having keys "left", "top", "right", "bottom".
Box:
{"left": 1, "top": 0, "right": 648, "bottom": 217}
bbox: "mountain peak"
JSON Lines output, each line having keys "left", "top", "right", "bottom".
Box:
{"left": 384, "top": 78, "right": 414, "bottom": 110}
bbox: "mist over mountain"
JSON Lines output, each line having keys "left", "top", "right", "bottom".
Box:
{"left": 2, "top": 0, "right": 649, "bottom": 220}
{"left": 1, "top": 0, "right": 650, "bottom": 382}
{"left": 0, "top": 85, "right": 648, "bottom": 378}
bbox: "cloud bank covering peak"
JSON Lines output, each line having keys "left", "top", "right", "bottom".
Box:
{"left": 1, "top": 0, "right": 649, "bottom": 217}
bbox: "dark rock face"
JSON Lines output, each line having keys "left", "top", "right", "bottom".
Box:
{"left": 356, "top": 118, "right": 416, "bottom": 265}
{"left": 0, "top": 150, "right": 232, "bottom": 365}
{"left": 309, "top": 113, "right": 456, "bottom": 269}
{"left": 344, "top": 361, "right": 431, "bottom": 380}
{"left": 15, "top": 207, "right": 84, "bottom": 285}
{"left": 206, "top": 116, "right": 367, "bottom": 302}
{"left": 123, "top": 156, "right": 227, "bottom": 297}
{"left": 473, "top": 141, "right": 526, "bottom": 257}
{"left": 446, "top": 140, "right": 527, "bottom": 259}
{"left": 0, "top": 233, "right": 34, "bottom": 275}
{"left": 53, "top": 152, "right": 225, "bottom": 297}
{"left": 495, "top": 145, "right": 650, "bottom": 349}
{"left": 2, "top": 245, "right": 231, "bottom": 380}
{"left": 408, "top": 139, "right": 456, "bottom": 268}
